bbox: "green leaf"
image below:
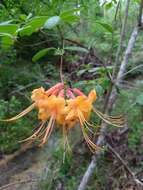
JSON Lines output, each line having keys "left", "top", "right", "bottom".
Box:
{"left": 18, "top": 16, "right": 48, "bottom": 36}
{"left": 0, "top": 32, "right": 14, "bottom": 38}
{"left": 0, "top": 20, "right": 13, "bottom": 25}
{"left": 60, "top": 7, "right": 82, "bottom": 17}
{"left": 104, "top": 2, "right": 113, "bottom": 10}
{"left": 99, "top": 78, "right": 110, "bottom": 90}
{"left": 60, "top": 8, "right": 81, "bottom": 23}
{"left": 0, "top": 23, "right": 18, "bottom": 34}
{"left": 27, "top": 16, "right": 49, "bottom": 28}
{"left": 61, "top": 15, "right": 79, "bottom": 23}
{"left": 0, "top": 32, "right": 15, "bottom": 48}
{"left": 1, "top": 36, "right": 14, "bottom": 48}
{"left": 32, "top": 48, "right": 56, "bottom": 62}
{"left": 19, "top": 14, "right": 27, "bottom": 21}
{"left": 95, "top": 84, "right": 104, "bottom": 95}
{"left": 64, "top": 46, "right": 89, "bottom": 53}
{"left": 43, "top": 16, "right": 60, "bottom": 29}
{"left": 136, "top": 93, "right": 143, "bottom": 105}
{"left": 88, "top": 66, "right": 113, "bottom": 73}
{"left": 96, "top": 21, "right": 113, "bottom": 33}
{"left": 17, "top": 26, "right": 33, "bottom": 36}
{"left": 26, "top": 13, "right": 33, "bottom": 20}
{"left": 133, "top": 0, "right": 140, "bottom": 3}
{"left": 77, "top": 69, "right": 87, "bottom": 76}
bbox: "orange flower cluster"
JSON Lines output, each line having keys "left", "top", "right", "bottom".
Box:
{"left": 1, "top": 83, "right": 124, "bottom": 152}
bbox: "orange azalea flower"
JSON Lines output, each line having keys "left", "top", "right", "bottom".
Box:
{"left": 65, "top": 90, "right": 99, "bottom": 152}
{"left": 19, "top": 97, "right": 66, "bottom": 146}
{"left": 35, "top": 95, "right": 66, "bottom": 146}
{"left": 21, "top": 83, "right": 66, "bottom": 146}
{"left": 0, "top": 83, "right": 125, "bottom": 153}
{"left": 1, "top": 83, "right": 66, "bottom": 146}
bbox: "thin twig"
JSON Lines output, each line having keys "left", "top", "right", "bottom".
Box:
{"left": 57, "top": 26, "right": 64, "bottom": 84}
{"left": 107, "top": 143, "right": 143, "bottom": 186}
{"left": 9, "top": 82, "right": 37, "bottom": 95}
{"left": 122, "top": 64, "right": 143, "bottom": 77}
{"left": 107, "top": 143, "right": 136, "bottom": 179}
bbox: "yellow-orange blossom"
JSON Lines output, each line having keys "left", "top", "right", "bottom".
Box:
{"left": 1, "top": 83, "right": 124, "bottom": 152}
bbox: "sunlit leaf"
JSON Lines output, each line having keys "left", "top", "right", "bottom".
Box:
{"left": 0, "top": 23, "right": 18, "bottom": 34}
{"left": 18, "top": 16, "right": 48, "bottom": 36}
{"left": 104, "top": 2, "right": 113, "bottom": 10}
{"left": 0, "top": 32, "right": 14, "bottom": 38}
{"left": 0, "top": 20, "right": 13, "bottom": 25}
{"left": 26, "top": 13, "right": 33, "bottom": 20}
{"left": 27, "top": 16, "right": 48, "bottom": 28}
{"left": 43, "top": 16, "right": 60, "bottom": 29}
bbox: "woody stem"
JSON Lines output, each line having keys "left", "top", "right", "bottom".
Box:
{"left": 60, "top": 55, "right": 64, "bottom": 84}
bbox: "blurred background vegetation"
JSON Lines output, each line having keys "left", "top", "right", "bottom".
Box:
{"left": 0, "top": 0, "right": 143, "bottom": 189}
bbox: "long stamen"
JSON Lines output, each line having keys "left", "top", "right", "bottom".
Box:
{"left": 79, "top": 111, "right": 95, "bottom": 134}
{"left": 0, "top": 103, "right": 35, "bottom": 122}
{"left": 39, "top": 116, "right": 55, "bottom": 146}
{"left": 93, "top": 107, "right": 124, "bottom": 121}
{"left": 79, "top": 111, "right": 101, "bottom": 137}
{"left": 19, "top": 121, "right": 46, "bottom": 142}
{"left": 79, "top": 112, "right": 95, "bottom": 128}
{"left": 92, "top": 107, "right": 125, "bottom": 127}
{"left": 36, "top": 124, "right": 48, "bottom": 140}
{"left": 82, "top": 126, "right": 100, "bottom": 153}
{"left": 83, "top": 132, "right": 98, "bottom": 153}
{"left": 77, "top": 111, "right": 100, "bottom": 152}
